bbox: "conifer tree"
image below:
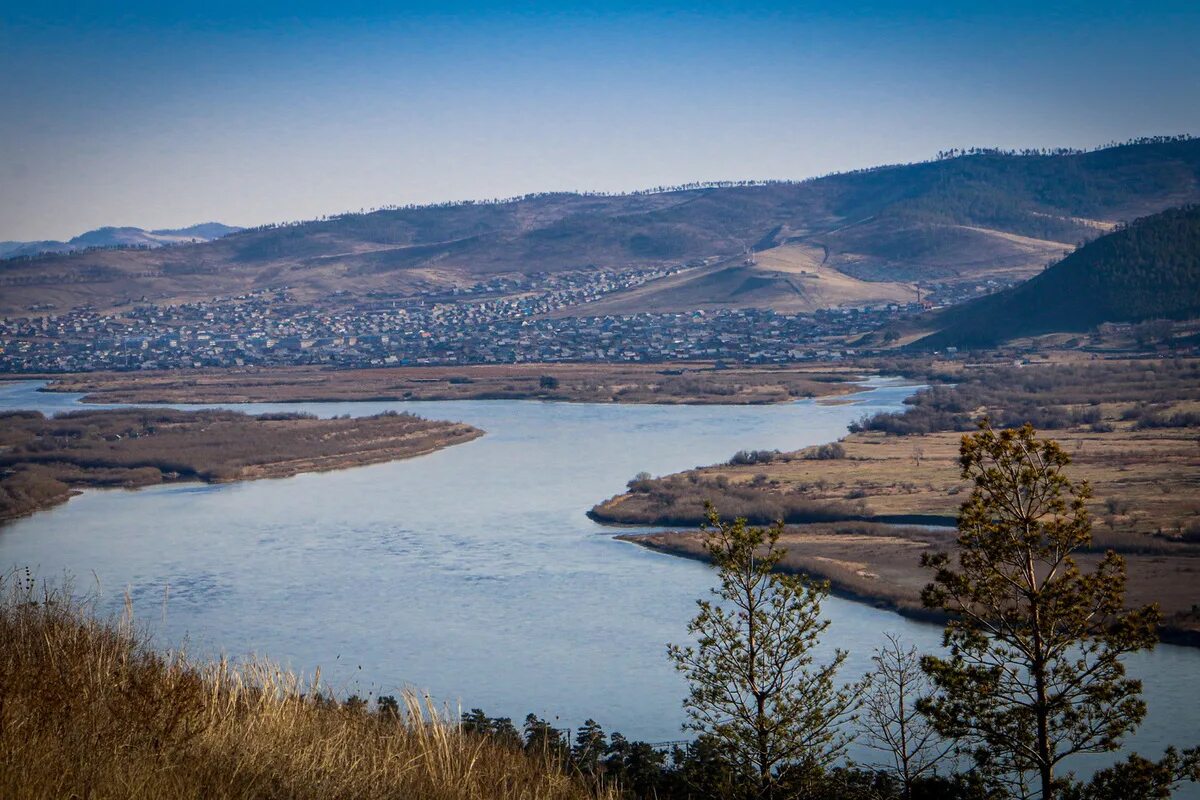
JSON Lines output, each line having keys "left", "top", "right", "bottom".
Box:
{"left": 668, "top": 504, "right": 857, "bottom": 799}
{"left": 919, "top": 423, "right": 1160, "bottom": 799}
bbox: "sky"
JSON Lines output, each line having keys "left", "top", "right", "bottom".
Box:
{"left": 2, "top": 1, "right": 1199, "bottom": 241}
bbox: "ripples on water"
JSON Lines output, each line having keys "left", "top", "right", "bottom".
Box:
{"left": 0, "top": 378, "right": 1195, "bottom": 789}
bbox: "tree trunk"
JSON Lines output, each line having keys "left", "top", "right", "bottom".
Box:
{"left": 1029, "top": 557, "right": 1054, "bottom": 800}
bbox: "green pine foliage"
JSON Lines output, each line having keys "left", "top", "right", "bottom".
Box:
{"left": 919, "top": 424, "right": 1161, "bottom": 798}
{"left": 919, "top": 204, "right": 1200, "bottom": 347}
{"left": 667, "top": 504, "right": 859, "bottom": 798}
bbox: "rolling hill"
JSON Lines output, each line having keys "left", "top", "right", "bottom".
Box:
{"left": 913, "top": 204, "right": 1200, "bottom": 348}
{"left": 1, "top": 137, "right": 1197, "bottom": 315}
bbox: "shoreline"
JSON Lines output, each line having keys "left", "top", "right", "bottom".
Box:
{"left": 617, "top": 529, "right": 1200, "bottom": 648}
{"left": 590, "top": 357, "right": 1200, "bottom": 647}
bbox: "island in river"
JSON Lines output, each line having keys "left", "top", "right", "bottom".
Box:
{"left": 0, "top": 407, "right": 482, "bottom": 521}
{"left": 28, "top": 362, "right": 864, "bottom": 405}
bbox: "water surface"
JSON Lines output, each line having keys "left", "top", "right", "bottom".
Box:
{"left": 0, "top": 378, "right": 1195, "bottom": 789}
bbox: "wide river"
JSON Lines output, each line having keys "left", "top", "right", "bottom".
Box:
{"left": 1, "top": 378, "right": 1196, "bottom": 788}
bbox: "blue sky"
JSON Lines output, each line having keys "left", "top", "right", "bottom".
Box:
{"left": 2, "top": 1, "right": 1199, "bottom": 240}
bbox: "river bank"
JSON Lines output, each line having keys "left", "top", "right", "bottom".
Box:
{"left": 619, "top": 523, "right": 1200, "bottom": 647}
{"left": 589, "top": 425, "right": 1200, "bottom": 535}
{"left": 0, "top": 407, "right": 482, "bottom": 522}
{"left": 21, "top": 362, "right": 867, "bottom": 406}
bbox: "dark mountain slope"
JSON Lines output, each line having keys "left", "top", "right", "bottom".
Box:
{"left": 913, "top": 205, "right": 1200, "bottom": 348}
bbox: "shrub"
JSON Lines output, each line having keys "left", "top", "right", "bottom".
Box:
{"left": 592, "top": 474, "right": 866, "bottom": 526}
{"left": 728, "top": 449, "right": 779, "bottom": 466}
{"left": 849, "top": 360, "right": 1200, "bottom": 435}
{"left": 804, "top": 442, "right": 847, "bottom": 460}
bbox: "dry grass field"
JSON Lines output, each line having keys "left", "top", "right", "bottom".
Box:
{"left": 0, "top": 574, "right": 605, "bottom": 800}
{"left": 35, "top": 361, "right": 865, "bottom": 405}
{"left": 597, "top": 427, "right": 1200, "bottom": 535}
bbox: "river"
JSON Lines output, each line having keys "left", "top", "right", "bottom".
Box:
{"left": 0, "top": 377, "right": 1196, "bottom": 789}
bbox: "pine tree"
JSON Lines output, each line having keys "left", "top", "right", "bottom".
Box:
{"left": 523, "top": 714, "right": 567, "bottom": 763}
{"left": 572, "top": 719, "right": 607, "bottom": 777}
{"left": 668, "top": 504, "right": 858, "bottom": 799}
{"left": 919, "top": 423, "right": 1160, "bottom": 799}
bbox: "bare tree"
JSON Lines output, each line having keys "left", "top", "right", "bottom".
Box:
{"left": 860, "top": 633, "right": 953, "bottom": 799}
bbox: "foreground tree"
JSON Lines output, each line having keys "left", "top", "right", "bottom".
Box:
{"left": 861, "top": 633, "right": 954, "bottom": 799}
{"left": 668, "top": 504, "right": 857, "bottom": 798}
{"left": 1063, "top": 747, "right": 1200, "bottom": 800}
{"left": 919, "top": 423, "right": 1160, "bottom": 799}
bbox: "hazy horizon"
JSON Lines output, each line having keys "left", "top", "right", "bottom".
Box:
{"left": 3, "top": 1, "right": 1200, "bottom": 241}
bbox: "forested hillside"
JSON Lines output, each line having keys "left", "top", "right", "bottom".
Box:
{"left": 2, "top": 137, "right": 1197, "bottom": 314}
{"left": 915, "top": 204, "right": 1200, "bottom": 348}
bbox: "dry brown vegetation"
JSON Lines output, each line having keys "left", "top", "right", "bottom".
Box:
{"left": 596, "top": 426, "right": 1200, "bottom": 537}
{"left": 599, "top": 358, "right": 1200, "bottom": 643}
{"left": 0, "top": 407, "right": 481, "bottom": 521}
{"left": 590, "top": 471, "right": 870, "bottom": 526}
{"left": 594, "top": 359, "right": 1200, "bottom": 535}
{"left": 37, "top": 362, "right": 864, "bottom": 405}
{"left": 0, "top": 572, "right": 605, "bottom": 800}
{"left": 849, "top": 357, "right": 1200, "bottom": 435}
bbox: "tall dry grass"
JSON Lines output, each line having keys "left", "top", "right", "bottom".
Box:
{"left": 0, "top": 571, "right": 609, "bottom": 800}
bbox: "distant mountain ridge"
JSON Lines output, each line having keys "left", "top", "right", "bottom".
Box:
{"left": 913, "top": 204, "right": 1200, "bottom": 348}
{"left": 0, "top": 222, "right": 242, "bottom": 260}
{"left": 1, "top": 137, "right": 1197, "bottom": 314}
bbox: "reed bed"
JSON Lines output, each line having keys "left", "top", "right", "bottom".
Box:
{"left": 0, "top": 571, "right": 606, "bottom": 800}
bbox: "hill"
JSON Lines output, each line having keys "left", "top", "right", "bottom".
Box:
{"left": 557, "top": 244, "right": 917, "bottom": 315}
{"left": 913, "top": 204, "right": 1200, "bottom": 348}
{"left": 0, "top": 222, "right": 242, "bottom": 259}
{"left": 1, "top": 137, "right": 1198, "bottom": 315}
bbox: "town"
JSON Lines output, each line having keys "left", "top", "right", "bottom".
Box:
{"left": 0, "top": 263, "right": 1010, "bottom": 372}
